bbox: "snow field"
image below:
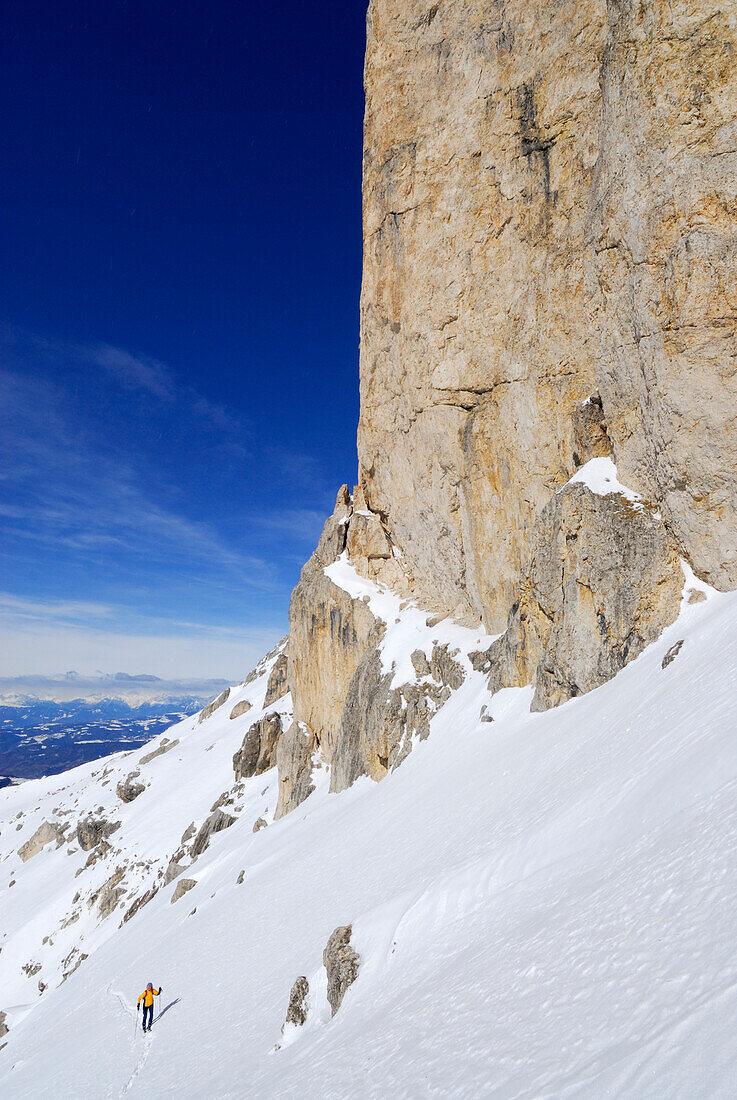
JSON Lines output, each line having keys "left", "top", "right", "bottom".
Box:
{"left": 1, "top": 581, "right": 736, "bottom": 1096}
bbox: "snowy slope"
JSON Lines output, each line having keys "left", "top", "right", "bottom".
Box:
{"left": 2, "top": 575, "right": 737, "bottom": 1097}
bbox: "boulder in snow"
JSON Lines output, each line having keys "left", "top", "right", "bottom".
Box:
{"left": 323, "top": 926, "right": 360, "bottom": 1016}
{"left": 18, "top": 821, "right": 61, "bottom": 863}
{"left": 116, "top": 771, "right": 145, "bottom": 803}
{"left": 171, "top": 878, "right": 197, "bottom": 904}
{"left": 284, "top": 976, "right": 309, "bottom": 1028}
{"left": 229, "top": 699, "right": 252, "bottom": 721}
{"left": 76, "top": 816, "right": 120, "bottom": 852}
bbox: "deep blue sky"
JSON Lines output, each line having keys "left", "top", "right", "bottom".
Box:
{"left": 0, "top": 1, "right": 368, "bottom": 679}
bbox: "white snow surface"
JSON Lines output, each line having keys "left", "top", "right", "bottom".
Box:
{"left": 566, "top": 456, "right": 644, "bottom": 507}
{"left": 1, "top": 584, "right": 737, "bottom": 1097}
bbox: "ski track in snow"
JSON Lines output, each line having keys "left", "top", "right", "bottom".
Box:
{"left": 107, "top": 984, "right": 155, "bottom": 1098}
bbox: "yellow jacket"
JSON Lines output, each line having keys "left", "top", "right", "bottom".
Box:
{"left": 138, "top": 987, "right": 160, "bottom": 1008}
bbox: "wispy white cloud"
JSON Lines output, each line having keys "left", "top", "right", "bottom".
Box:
{"left": 0, "top": 592, "right": 113, "bottom": 624}
{"left": 0, "top": 619, "right": 280, "bottom": 680}
{"left": 0, "top": 365, "right": 275, "bottom": 589}
{"left": 0, "top": 323, "right": 241, "bottom": 431}
{"left": 89, "top": 343, "right": 175, "bottom": 401}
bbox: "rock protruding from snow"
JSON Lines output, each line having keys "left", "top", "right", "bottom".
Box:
{"left": 76, "top": 816, "right": 120, "bottom": 852}
{"left": 18, "top": 821, "right": 61, "bottom": 863}
{"left": 190, "top": 809, "right": 236, "bottom": 860}
{"left": 323, "top": 926, "right": 359, "bottom": 1016}
{"left": 61, "top": 948, "right": 87, "bottom": 981}
{"left": 116, "top": 771, "right": 145, "bottom": 803}
{"left": 284, "top": 976, "right": 309, "bottom": 1028}
{"left": 264, "top": 648, "right": 289, "bottom": 707}
{"left": 232, "top": 713, "right": 282, "bottom": 781}
{"left": 140, "top": 737, "right": 179, "bottom": 765}
{"left": 288, "top": 494, "right": 377, "bottom": 765}
{"left": 662, "top": 640, "right": 684, "bottom": 669}
{"left": 92, "top": 867, "right": 126, "bottom": 919}
{"left": 198, "top": 687, "right": 231, "bottom": 724}
{"left": 229, "top": 699, "right": 252, "bottom": 721}
{"left": 275, "top": 723, "right": 316, "bottom": 820}
{"left": 332, "top": 637, "right": 465, "bottom": 792}
{"left": 123, "top": 886, "right": 158, "bottom": 924}
{"left": 489, "top": 480, "right": 683, "bottom": 710}
{"left": 171, "top": 878, "right": 196, "bottom": 904}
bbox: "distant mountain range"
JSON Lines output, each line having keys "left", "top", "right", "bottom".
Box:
{"left": 0, "top": 672, "right": 230, "bottom": 705}
{"left": 0, "top": 677, "right": 228, "bottom": 781}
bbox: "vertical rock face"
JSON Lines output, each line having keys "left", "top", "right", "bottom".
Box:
{"left": 287, "top": 487, "right": 378, "bottom": 762}
{"left": 275, "top": 2, "right": 735, "bottom": 814}
{"left": 587, "top": 0, "right": 737, "bottom": 589}
{"left": 488, "top": 482, "right": 683, "bottom": 710}
{"left": 360, "top": 0, "right": 610, "bottom": 628}
{"left": 264, "top": 648, "right": 289, "bottom": 707}
{"left": 359, "top": 0, "right": 737, "bottom": 626}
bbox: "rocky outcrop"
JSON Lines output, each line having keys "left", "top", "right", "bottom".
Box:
{"left": 232, "top": 713, "right": 282, "bottom": 781}
{"left": 116, "top": 771, "right": 145, "bottom": 803}
{"left": 323, "top": 926, "right": 360, "bottom": 1016}
{"left": 18, "top": 822, "right": 61, "bottom": 862}
{"left": 76, "top": 816, "right": 120, "bottom": 852}
{"left": 275, "top": 723, "right": 316, "bottom": 820}
{"left": 140, "top": 737, "right": 179, "bottom": 765}
{"left": 198, "top": 688, "right": 231, "bottom": 724}
{"left": 190, "top": 809, "right": 236, "bottom": 860}
{"left": 331, "top": 639, "right": 465, "bottom": 792}
{"left": 171, "top": 878, "right": 196, "bottom": 904}
{"left": 488, "top": 483, "right": 683, "bottom": 710}
{"left": 229, "top": 699, "right": 252, "bottom": 721}
{"left": 284, "top": 976, "right": 309, "bottom": 1029}
{"left": 0, "top": 1011, "right": 8, "bottom": 1038}
{"left": 358, "top": 0, "right": 737, "bottom": 627}
{"left": 264, "top": 649, "right": 289, "bottom": 706}
{"left": 288, "top": 488, "right": 378, "bottom": 762}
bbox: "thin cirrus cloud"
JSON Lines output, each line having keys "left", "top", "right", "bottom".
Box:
{"left": 89, "top": 342, "right": 175, "bottom": 402}
{"left": 0, "top": 323, "right": 242, "bottom": 433}
{"left": 0, "top": 324, "right": 338, "bottom": 676}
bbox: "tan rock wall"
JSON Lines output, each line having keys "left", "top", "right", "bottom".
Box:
{"left": 488, "top": 483, "right": 684, "bottom": 710}
{"left": 586, "top": 0, "right": 737, "bottom": 588}
{"left": 359, "top": 0, "right": 737, "bottom": 625}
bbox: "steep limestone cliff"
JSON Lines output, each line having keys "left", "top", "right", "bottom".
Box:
{"left": 279, "top": 0, "right": 736, "bottom": 815}
{"left": 358, "top": 0, "right": 737, "bottom": 627}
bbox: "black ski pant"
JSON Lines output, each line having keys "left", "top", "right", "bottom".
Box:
{"left": 142, "top": 1004, "right": 153, "bottom": 1030}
